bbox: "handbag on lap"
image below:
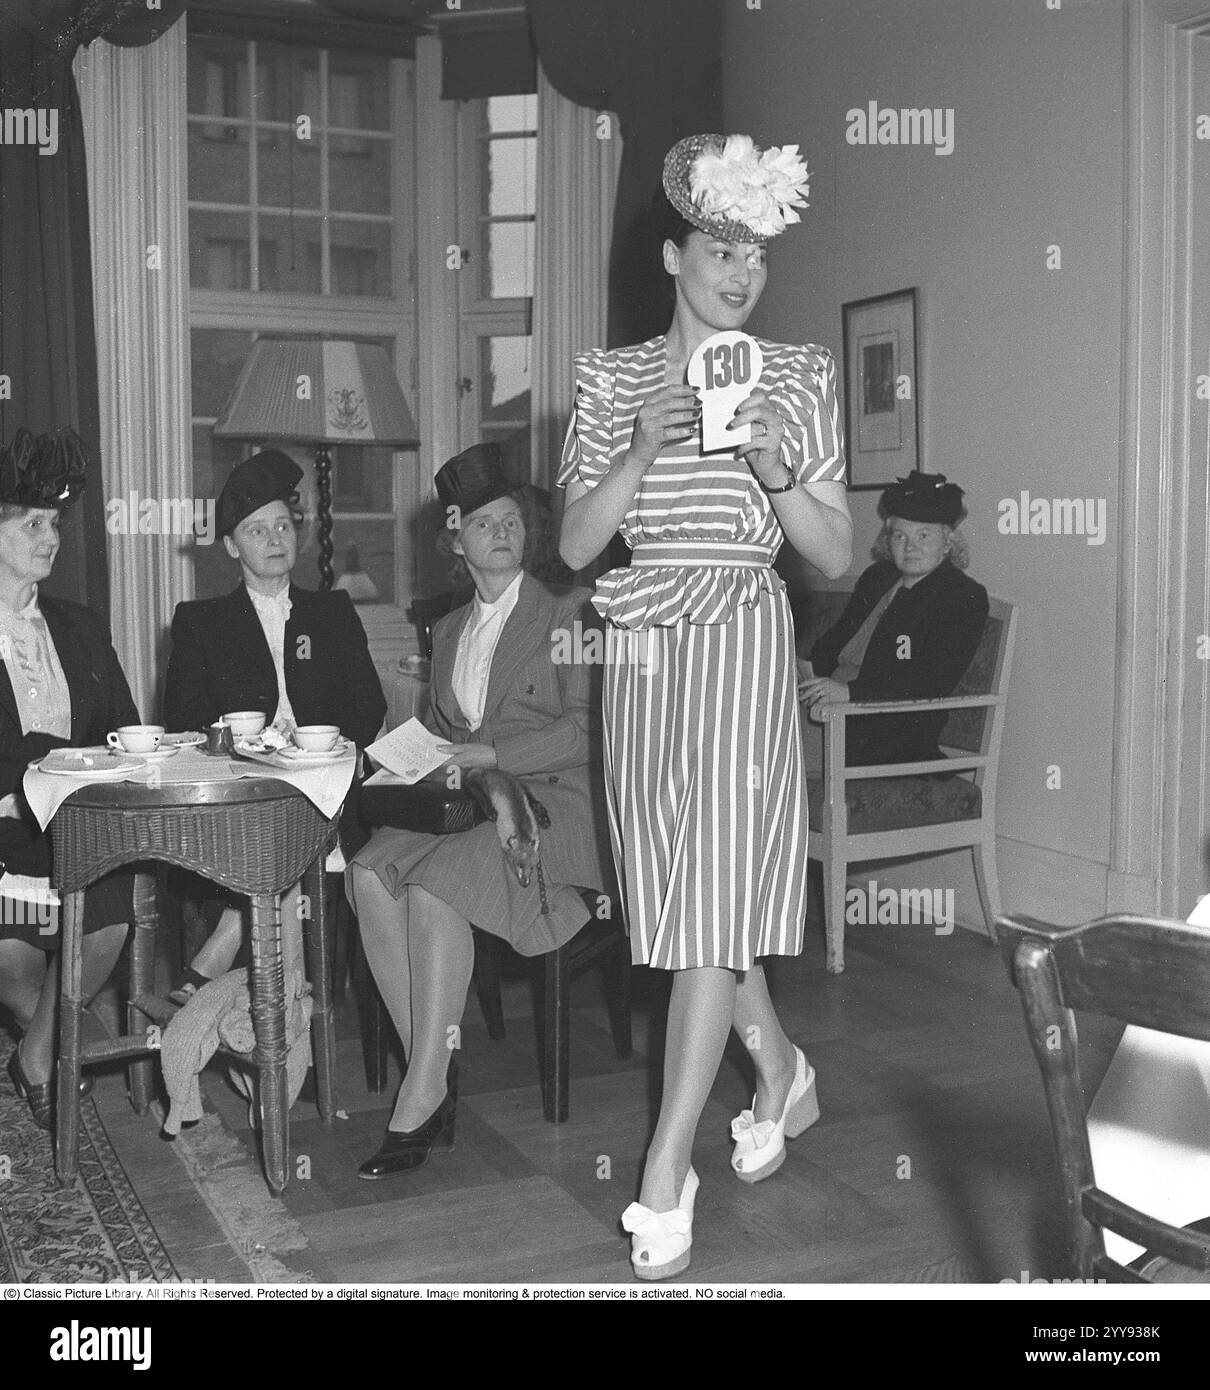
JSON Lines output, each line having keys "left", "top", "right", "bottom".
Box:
{"left": 359, "top": 780, "right": 487, "bottom": 836}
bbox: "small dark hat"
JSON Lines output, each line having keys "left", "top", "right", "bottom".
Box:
{"left": 0, "top": 427, "right": 88, "bottom": 508}
{"left": 879, "top": 471, "right": 966, "bottom": 527}
{"left": 217, "top": 449, "right": 303, "bottom": 536}
{"left": 434, "top": 443, "right": 516, "bottom": 525}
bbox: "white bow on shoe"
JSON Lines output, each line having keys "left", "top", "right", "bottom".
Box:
{"left": 621, "top": 1168, "right": 698, "bottom": 1281}
{"left": 730, "top": 1047, "right": 819, "bottom": 1183}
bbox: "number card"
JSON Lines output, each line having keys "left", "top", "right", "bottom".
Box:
{"left": 687, "top": 331, "right": 765, "bottom": 454}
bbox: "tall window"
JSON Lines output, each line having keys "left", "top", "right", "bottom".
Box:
{"left": 456, "top": 93, "right": 536, "bottom": 483}
{"left": 187, "top": 35, "right": 416, "bottom": 606}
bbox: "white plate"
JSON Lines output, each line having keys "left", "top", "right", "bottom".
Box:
{"left": 162, "top": 731, "right": 205, "bottom": 748}
{"left": 278, "top": 740, "right": 353, "bottom": 762}
{"left": 129, "top": 746, "right": 181, "bottom": 763}
{"left": 38, "top": 749, "right": 144, "bottom": 777}
{"left": 235, "top": 736, "right": 290, "bottom": 755}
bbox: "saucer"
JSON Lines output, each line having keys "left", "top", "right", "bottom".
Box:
{"left": 38, "top": 748, "right": 143, "bottom": 777}
{"left": 162, "top": 732, "right": 205, "bottom": 749}
{"left": 130, "top": 746, "right": 181, "bottom": 763}
{"left": 278, "top": 740, "right": 353, "bottom": 762}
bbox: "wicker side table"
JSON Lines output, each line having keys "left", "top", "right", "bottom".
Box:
{"left": 49, "top": 776, "right": 338, "bottom": 1194}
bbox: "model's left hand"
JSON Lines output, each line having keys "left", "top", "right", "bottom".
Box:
{"left": 730, "top": 390, "right": 792, "bottom": 484}
{"left": 436, "top": 743, "right": 499, "bottom": 771}
{"left": 799, "top": 676, "right": 849, "bottom": 708}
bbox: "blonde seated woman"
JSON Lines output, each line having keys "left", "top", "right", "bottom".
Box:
{"left": 798, "top": 470, "right": 989, "bottom": 769}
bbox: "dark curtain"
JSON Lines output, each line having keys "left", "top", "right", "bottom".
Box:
{"left": 526, "top": 0, "right": 724, "bottom": 348}
{"left": 0, "top": 1, "right": 186, "bottom": 618}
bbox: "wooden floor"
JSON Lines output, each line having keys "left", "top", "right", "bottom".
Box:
{"left": 89, "top": 913, "right": 1123, "bottom": 1285}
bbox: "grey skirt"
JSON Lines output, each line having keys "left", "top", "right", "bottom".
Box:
{"left": 351, "top": 820, "right": 589, "bottom": 957}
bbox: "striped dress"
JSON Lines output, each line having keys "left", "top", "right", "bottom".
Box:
{"left": 558, "top": 335, "right": 846, "bottom": 971}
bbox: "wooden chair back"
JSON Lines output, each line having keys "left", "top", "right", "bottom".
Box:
{"left": 996, "top": 912, "right": 1210, "bottom": 1281}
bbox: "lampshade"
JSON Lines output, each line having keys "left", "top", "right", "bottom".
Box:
{"left": 213, "top": 338, "right": 419, "bottom": 447}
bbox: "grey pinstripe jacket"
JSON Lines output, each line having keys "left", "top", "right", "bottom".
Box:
{"left": 426, "top": 573, "right": 616, "bottom": 897}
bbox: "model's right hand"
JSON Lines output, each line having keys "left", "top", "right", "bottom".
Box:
{"left": 630, "top": 384, "right": 701, "bottom": 466}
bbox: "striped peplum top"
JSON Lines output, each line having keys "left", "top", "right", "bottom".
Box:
{"left": 557, "top": 335, "right": 846, "bottom": 628}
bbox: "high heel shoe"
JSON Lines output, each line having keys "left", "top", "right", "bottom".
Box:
{"left": 7, "top": 1046, "right": 52, "bottom": 1132}
{"left": 357, "top": 1056, "right": 459, "bottom": 1181}
{"left": 730, "top": 1045, "right": 819, "bottom": 1184}
{"left": 621, "top": 1167, "right": 698, "bottom": 1281}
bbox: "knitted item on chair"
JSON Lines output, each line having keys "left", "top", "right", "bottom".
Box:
{"left": 160, "top": 968, "right": 313, "bottom": 1136}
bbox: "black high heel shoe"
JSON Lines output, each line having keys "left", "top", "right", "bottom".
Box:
{"left": 8, "top": 1046, "right": 52, "bottom": 1132}
{"left": 358, "top": 1056, "right": 458, "bottom": 1181}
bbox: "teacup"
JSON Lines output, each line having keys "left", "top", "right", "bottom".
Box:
{"left": 294, "top": 724, "right": 340, "bottom": 752}
{"left": 223, "top": 711, "right": 266, "bottom": 738}
{"left": 107, "top": 724, "right": 164, "bottom": 754}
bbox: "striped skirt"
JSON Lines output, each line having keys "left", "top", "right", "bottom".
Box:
{"left": 603, "top": 587, "right": 809, "bottom": 971}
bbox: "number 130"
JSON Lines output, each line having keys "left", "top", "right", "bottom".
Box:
{"left": 702, "top": 341, "right": 752, "bottom": 390}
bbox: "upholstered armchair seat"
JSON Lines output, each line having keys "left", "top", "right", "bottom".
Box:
{"left": 805, "top": 773, "right": 982, "bottom": 837}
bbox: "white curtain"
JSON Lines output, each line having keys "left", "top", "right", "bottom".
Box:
{"left": 75, "top": 21, "right": 193, "bottom": 721}
{"left": 529, "top": 64, "right": 622, "bottom": 492}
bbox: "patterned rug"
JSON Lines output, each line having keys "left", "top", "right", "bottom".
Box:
{"left": 0, "top": 1083, "right": 178, "bottom": 1283}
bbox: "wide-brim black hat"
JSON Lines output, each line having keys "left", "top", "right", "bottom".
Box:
{"left": 434, "top": 443, "right": 516, "bottom": 525}
{"left": 0, "top": 428, "right": 88, "bottom": 508}
{"left": 217, "top": 449, "right": 303, "bottom": 536}
{"left": 879, "top": 471, "right": 966, "bottom": 527}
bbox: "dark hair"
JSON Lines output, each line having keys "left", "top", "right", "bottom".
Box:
{"left": 651, "top": 188, "right": 696, "bottom": 251}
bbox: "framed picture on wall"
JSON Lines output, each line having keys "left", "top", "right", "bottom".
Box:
{"left": 841, "top": 288, "right": 920, "bottom": 490}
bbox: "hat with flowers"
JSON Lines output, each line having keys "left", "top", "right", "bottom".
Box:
{"left": 662, "top": 132, "right": 809, "bottom": 243}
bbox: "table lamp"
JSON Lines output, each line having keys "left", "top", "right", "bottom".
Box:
{"left": 213, "top": 338, "right": 419, "bottom": 589}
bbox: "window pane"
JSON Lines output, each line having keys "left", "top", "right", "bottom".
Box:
{"left": 479, "top": 335, "right": 531, "bottom": 418}
{"left": 255, "top": 44, "right": 319, "bottom": 125}
{"left": 484, "top": 136, "right": 534, "bottom": 217}
{"left": 190, "top": 209, "right": 252, "bottom": 289}
{"left": 330, "top": 139, "right": 391, "bottom": 214}
{"left": 329, "top": 54, "right": 391, "bottom": 130}
{"left": 258, "top": 127, "right": 321, "bottom": 210}
{"left": 483, "top": 221, "right": 533, "bottom": 299}
{"left": 333, "top": 444, "right": 395, "bottom": 512}
{"left": 328, "top": 519, "right": 396, "bottom": 604}
{"left": 190, "top": 328, "right": 253, "bottom": 419}
{"left": 487, "top": 94, "right": 536, "bottom": 133}
{"left": 257, "top": 214, "right": 324, "bottom": 293}
{"left": 329, "top": 219, "right": 392, "bottom": 296}
{"left": 188, "top": 121, "right": 250, "bottom": 204}
{"left": 187, "top": 38, "right": 250, "bottom": 120}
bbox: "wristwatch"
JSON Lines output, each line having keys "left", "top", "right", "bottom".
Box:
{"left": 756, "top": 463, "right": 797, "bottom": 494}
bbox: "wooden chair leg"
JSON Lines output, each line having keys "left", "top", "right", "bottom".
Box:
{"left": 824, "top": 843, "right": 846, "bottom": 974}
{"left": 55, "top": 890, "right": 86, "bottom": 1186}
{"left": 249, "top": 892, "right": 290, "bottom": 1194}
{"left": 303, "top": 862, "right": 336, "bottom": 1123}
{"left": 609, "top": 927, "right": 633, "bottom": 1059}
{"left": 127, "top": 871, "right": 158, "bottom": 1115}
{"left": 972, "top": 827, "right": 1002, "bottom": 941}
{"left": 543, "top": 945, "right": 570, "bottom": 1123}
{"left": 330, "top": 875, "right": 352, "bottom": 1004}
{"left": 474, "top": 930, "right": 506, "bottom": 1040}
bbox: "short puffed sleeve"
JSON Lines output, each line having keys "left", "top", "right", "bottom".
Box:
{"left": 770, "top": 345, "right": 846, "bottom": 485}
{"left": 557, "top": 350, "right": 615, "bottom": 491}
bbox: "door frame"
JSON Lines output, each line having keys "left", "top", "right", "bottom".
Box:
{"left": 1111, "top": 0, "right": 1210, "bottom": 912}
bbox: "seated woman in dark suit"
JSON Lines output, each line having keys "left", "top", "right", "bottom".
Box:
{"left": 0, "top": 430, "right": 139, "bottom": 1129}
{"left": 348, "top": 444, "right": 614, "bottom": 1179}
{"left": 162, "top": 450, "right": 387, "bottom": 997}
{"left": 798, "top": 471, "right": 989, "bottom": 766}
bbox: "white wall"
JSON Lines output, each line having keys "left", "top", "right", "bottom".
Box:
{"left": 725, "top": 0, "right": 1126, "bottom": 922}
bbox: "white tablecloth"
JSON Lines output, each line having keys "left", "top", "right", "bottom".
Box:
{"left": 1086, "top": 895, "right": 1210, "bottom": 1263}
{"left": 23, "top": 746, "right": 356, "bottom": 831}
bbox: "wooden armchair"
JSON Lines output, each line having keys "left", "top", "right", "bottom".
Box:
{"left": 996, "top": 913, "right": 1210, "bottom": 1281}
{"left": 796, "top": 592, "right": 1018, "bottom": 972}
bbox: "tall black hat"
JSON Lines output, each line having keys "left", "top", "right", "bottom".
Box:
{"left": 217, "top": 449, "right": 303, "bottom": 537}
{"left": 434, "top": 443, "right": 516, "bottom": 524}
{"left": 0, "top": 428, "right": 88, "bottom": 507}
{"left": 878, "top": 471, "right": 967, "bottom": 527}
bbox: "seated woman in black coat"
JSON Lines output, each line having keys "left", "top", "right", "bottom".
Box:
{"left": 0, "top": 430, "right": 139, "bottom": 1130}
{"left": 798, "top": 471, "right": 989, "bottom": 766}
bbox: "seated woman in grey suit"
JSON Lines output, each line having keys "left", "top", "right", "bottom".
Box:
{"left": 348, "top": 444, "right": 614, "bottom": 1179}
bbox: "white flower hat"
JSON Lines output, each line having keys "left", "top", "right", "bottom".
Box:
{"left": 662, "top": 132, "right": 809, "bottom": 243}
